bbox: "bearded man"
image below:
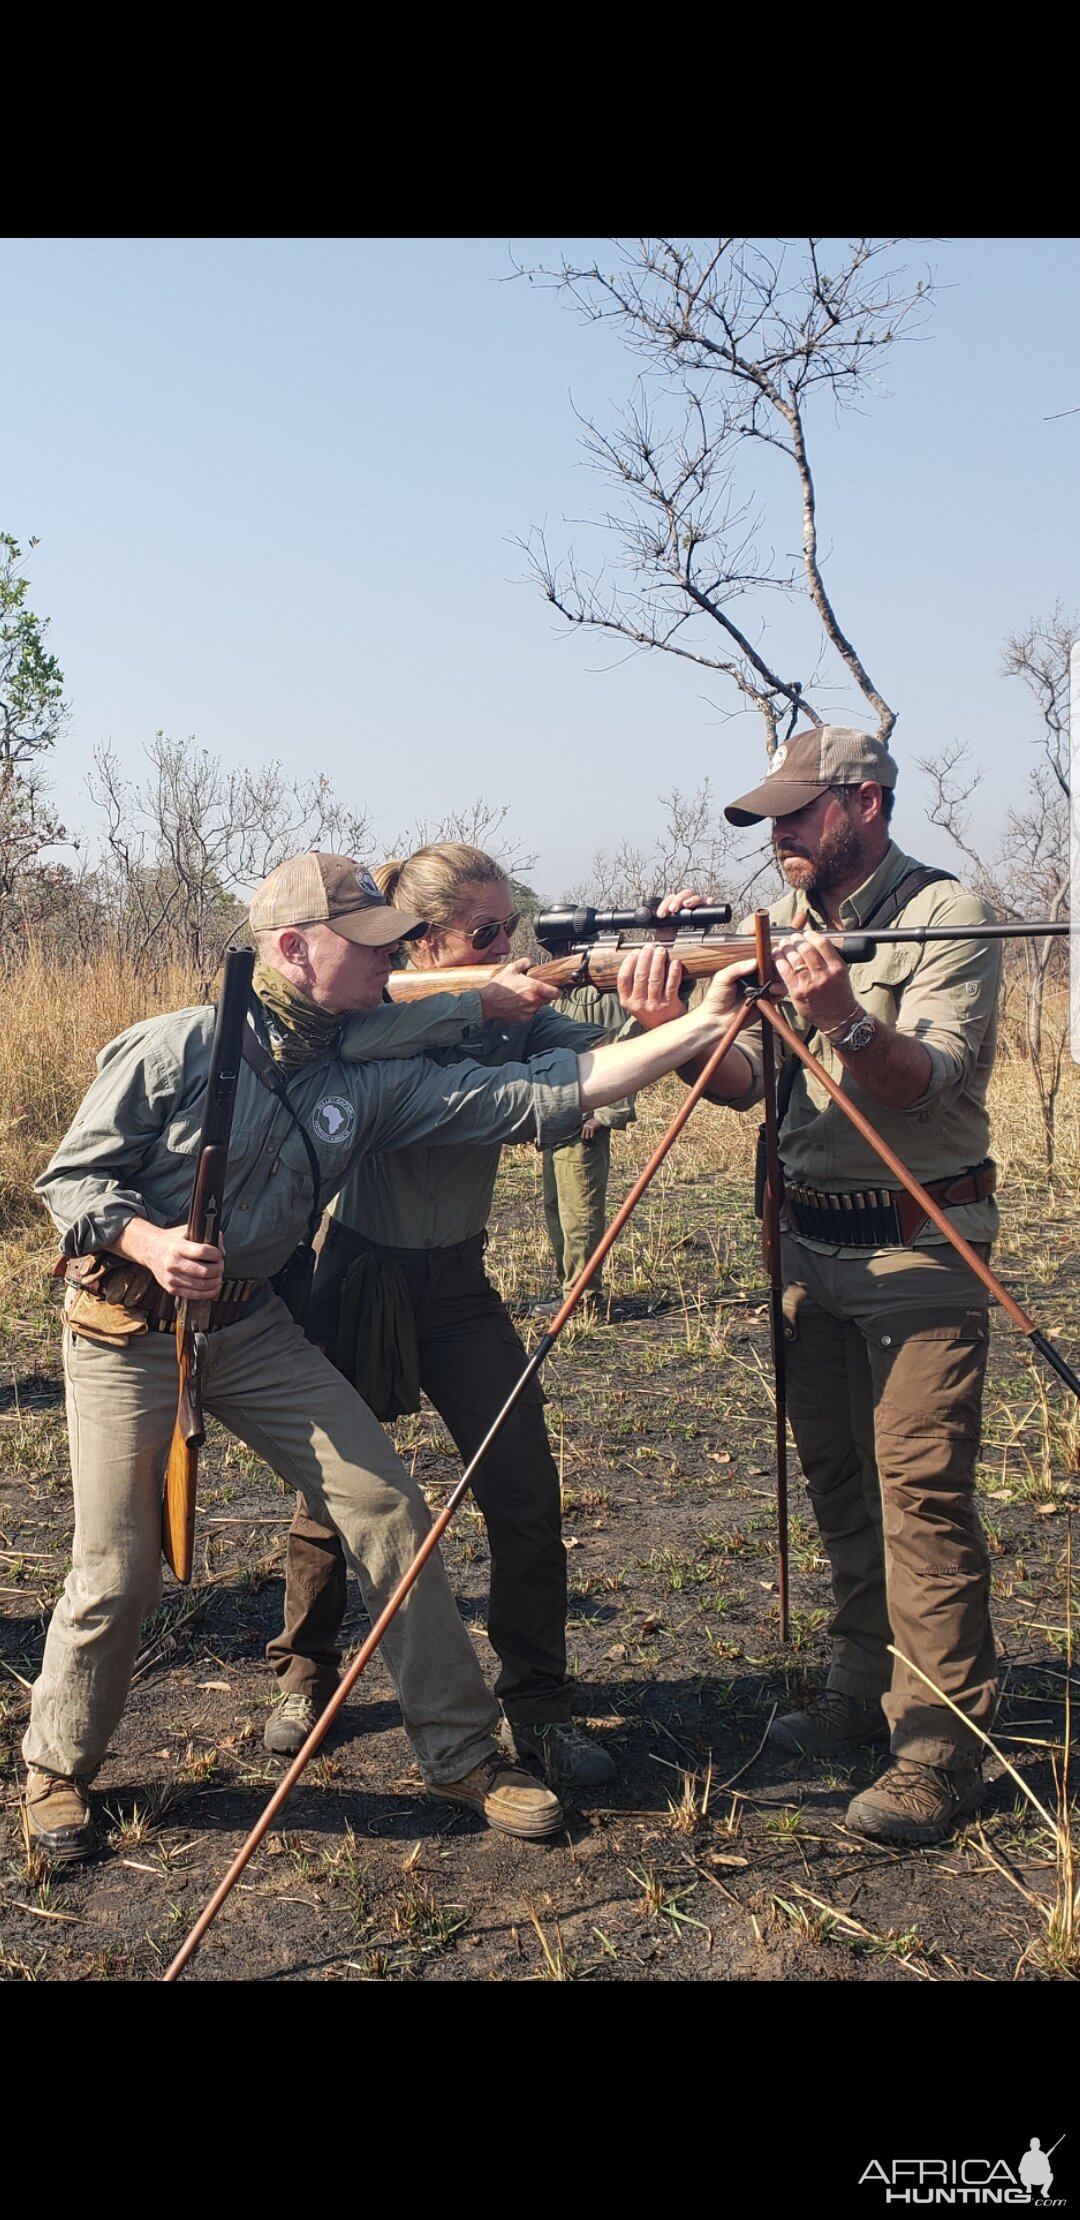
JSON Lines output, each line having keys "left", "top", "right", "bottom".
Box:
{"left": 628, "top": 729, "right": 1002, "bottom": 1845}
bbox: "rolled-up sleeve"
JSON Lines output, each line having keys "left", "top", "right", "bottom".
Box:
{"left": 700, "top": 1010, "right": 765, "bottom": 1113}
{"left": 894, "top": 901, "right": 1002, "bottom": 1107}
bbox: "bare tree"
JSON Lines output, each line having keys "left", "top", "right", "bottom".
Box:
{"left": 918, "top": 610, "right": 1074, "bottom": 1176}
{"left": 386, "top": 799, "right": 537, "bottom": 881}
{"left": 87, "top": 736, "right": 374, "bottom": 985}
{"left": 514, "top": 238, "right": 934, "bottom": 754}
{"left": 562, "top": 778, "right": 746, "bottom": 907}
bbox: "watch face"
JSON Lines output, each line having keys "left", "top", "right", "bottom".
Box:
{"left": 844, "top": 1013, "right": 876, "bottom": 1050}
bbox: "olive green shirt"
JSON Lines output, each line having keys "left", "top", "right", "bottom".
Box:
{"left": 37, "top": 991, "right": 584, "bottom": 1279}
{"left": 330, "top": 1001, "right": 619, "bottom": 1250}
{"left": 729, "top": 842, "right": 1002, "bottom": 1246}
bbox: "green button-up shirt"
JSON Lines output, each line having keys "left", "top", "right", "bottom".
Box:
{"left": 330, "top": 1001, "right": 620, "bottom": 1250}
{"left": 731, "top": 842, "right": 1002, "bottom": 1245}
{"left": 36, "top": 991, "right": 583, "bottom": 1279}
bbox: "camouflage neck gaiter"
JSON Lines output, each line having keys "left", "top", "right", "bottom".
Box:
{"left": 252, "top": 960, "right": 343, "bottom": 1072}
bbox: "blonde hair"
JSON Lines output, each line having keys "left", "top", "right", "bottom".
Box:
{"left": 375, "top": 844, "right": 507, "bottom": 931}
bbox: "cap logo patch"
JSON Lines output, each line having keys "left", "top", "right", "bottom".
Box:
{"left": 312, "top": 1096, "right": 356, "bottom": 1146}
{"left": 356, "top": 866, "right": 382, "bottom": 901}
{"left": 767, "top": 744, "right": 788, "bottom": 776}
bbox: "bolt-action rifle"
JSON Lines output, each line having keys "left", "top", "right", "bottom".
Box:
{"left": 161, "top": 947, "right": 255, "bottom": 1584}
{"left": 386, "top": 902, "right": 1073, "bottom": 1003}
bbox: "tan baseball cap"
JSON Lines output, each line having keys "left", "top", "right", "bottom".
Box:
{"left": 249, "top": 853, "right": 428, "bottom": 946}
{"left": 724, "top": 727, "right": 899, "bottom": 826}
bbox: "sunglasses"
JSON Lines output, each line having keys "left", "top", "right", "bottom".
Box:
{"left": 467, "top": 911, "right": 521, "bottom": 951}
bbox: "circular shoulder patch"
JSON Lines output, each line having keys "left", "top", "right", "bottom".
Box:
{"left": 312, "top": 1095, "right": 357, "bottom": 1146}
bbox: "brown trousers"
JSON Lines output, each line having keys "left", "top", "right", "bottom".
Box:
{"left": 267, "top": 1224, "right": 571, "bottom": 1725}
{"left": 781, "top": 1235, "right": 997, "bottom": 1767}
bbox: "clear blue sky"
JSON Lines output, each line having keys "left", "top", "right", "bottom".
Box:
{"left": 3, "top": 236, "right": 1077, "bottom": 901}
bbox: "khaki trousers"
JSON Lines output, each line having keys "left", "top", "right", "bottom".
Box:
{"left": 23, "top": 1295, "right": 499, "bottom": 1785}
{"left": 781, "top": 1235, "right": 996, "bottom": 1767}
{"left": 542, "top": 1130, "right": 612, "bottom": 1299}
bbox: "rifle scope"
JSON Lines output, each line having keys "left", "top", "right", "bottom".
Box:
{"left": 535, "top": 902, "right": 733, "bottom": 951}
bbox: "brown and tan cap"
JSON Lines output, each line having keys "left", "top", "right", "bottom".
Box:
{"left": 724, "top": 727, "right": 899, "bottom": 826}
{"left": 249, "top": 853, "right": 428, "bottom": 947}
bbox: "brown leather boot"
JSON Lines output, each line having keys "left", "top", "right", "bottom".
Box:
{"left": 23, "top": 1767, "right": 97, "bottom": 1863}
{"left": 425, "top": 1754, "right": 564, "bottom": 1840}
{"left": 769, "top": 1690, "right": 889, "bottom": 1757}
{"left": 846, "top": 1760, "right": 984, "bottom": 1845}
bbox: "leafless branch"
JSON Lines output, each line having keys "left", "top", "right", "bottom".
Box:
{"left": 514, "top": 237, "right": 934, "bottom": 756}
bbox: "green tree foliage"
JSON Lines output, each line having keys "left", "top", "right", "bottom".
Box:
{"left": 0, "top": 534, "right": 71, "bottom": 909}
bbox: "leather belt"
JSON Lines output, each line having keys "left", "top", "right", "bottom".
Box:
{"left": 784, "top": 1160, "right": 997, "bottom": 1248}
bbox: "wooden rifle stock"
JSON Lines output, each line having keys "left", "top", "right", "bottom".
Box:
{"left": 161, "top": 950, "right": 255, "bottom": 1583}
{"left": 386, "top": 919, "right": 1071, "bottom": 1005}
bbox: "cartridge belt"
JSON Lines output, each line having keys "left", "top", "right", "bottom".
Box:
{"left": 62, "top": 1253, "right": 269, "bottom": 1336}
{"left": 783, "top": 1160, "right": 997, "bottom": 1249}
{"left": 140, "top": 1276, "right": 270, "bottom": 1332}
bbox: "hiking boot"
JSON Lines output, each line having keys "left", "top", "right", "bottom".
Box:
{"left": 503, "top": 1716, "right": 617, "bottom": 1790}
{"left": 264, "top": 1690, "right": 334, "bottom": 1756}
{"left": 846, "top": 1760, "right": 985, "bottom": 1846}
{"left": 426, "top": 1754, "right": 564, "bottom": 1841}
{"left": 769, "top": 1690, "right": 889, "bottom": 1758}
{"left": 23, "top": 1767, "right": 96, "bottom": 1864}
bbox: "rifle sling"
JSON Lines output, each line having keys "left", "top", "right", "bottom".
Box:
{"left": 242, "top": 1009, "right": 324, "bottom": 1249}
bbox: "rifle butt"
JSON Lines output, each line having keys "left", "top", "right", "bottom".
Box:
{"left": 162, "top": 1428, "right": 198, "bottom": 1585}
{"left": 162, "top": 1319, "right": 205, "bottom": 1585}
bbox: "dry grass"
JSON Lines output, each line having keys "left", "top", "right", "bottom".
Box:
{"left": 0, "top": 949, "right": 204, "bottom": 1229}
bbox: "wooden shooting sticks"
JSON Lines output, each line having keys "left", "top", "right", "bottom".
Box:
{"left": 164, "top": 917, "right": 1079, "bottom": 1978}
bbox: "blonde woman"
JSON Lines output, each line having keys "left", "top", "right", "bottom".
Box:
{"left": 265, "top": 845, "right": 623, "bottom": 1789}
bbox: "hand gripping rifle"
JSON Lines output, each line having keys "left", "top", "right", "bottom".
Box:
{"left": 161, "top": 947, "right": 255, "bottom": 1584}
{"left": 385, "top": 903, "right": 1074, "bottom": 1004}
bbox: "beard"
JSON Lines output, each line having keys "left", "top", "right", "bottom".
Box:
{"left": 775, "top": 812, "right": 862, "bottom": 907}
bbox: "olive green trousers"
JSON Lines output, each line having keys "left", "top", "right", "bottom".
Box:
{"left": 542, "top": 1130, "right": 612, "bottom": 1299}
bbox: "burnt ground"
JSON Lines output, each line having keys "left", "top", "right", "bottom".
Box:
{"left": 0, "top": 1090, "right": 1078, "bottom": 1986}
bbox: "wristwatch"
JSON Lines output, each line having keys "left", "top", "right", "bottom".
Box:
{"left": 828, "top": 1006, "right": 877, "bottom": 1053}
